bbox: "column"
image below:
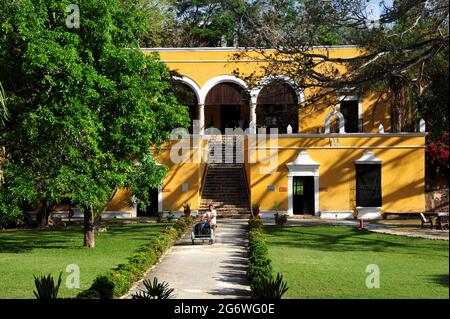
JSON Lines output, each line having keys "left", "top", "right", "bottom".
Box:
{"left": 249, "top": 102, "right": 257, "bottom": 134}
{"left": 197, "top": 103, "right": 205, "bottom": 135}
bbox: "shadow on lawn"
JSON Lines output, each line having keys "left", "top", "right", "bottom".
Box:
{"left": 0, "top": 228, "right": 84, "bottom": 253}
{"left": 0, "top": 223, "right": 165, "bottom": 254}
{"left": 424, "top": 274, "right": 449, "bottom": 288}
{"left": 264, "top": 226, "right": 449, "bottom": 258}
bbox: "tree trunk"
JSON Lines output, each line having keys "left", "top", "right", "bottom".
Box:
{"left": 37, "top": 202, "right": 49, "bottom": 228}
{"left": 391, "top": 104, "right": 403, "bottom": 133}
{"left": 84, "top": 205, "right": 95, "bottom": 248}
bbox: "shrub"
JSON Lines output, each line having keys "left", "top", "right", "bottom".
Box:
{"left": 33, "top": 273, "right": 62, "bottom": 299}
{"left": 76, "top": 288, "right": 101, "bottom": 299}
{"left": 90, "top": 275, "right": 115, "bottom": 299}
{"left": 167, "top": 211, "right": 175, "bottom": 222}
{"left": 274, "top": 213, "right": 287, "bottom": 226}
{"left": 183, "top": 203, "right": 191, "bottom": 217}
{"left": 247, "top": 224, "right": 273, "bottom": 291}
{"left": 252, "top": 273, "right": 289, "bottom": 299}
{"left": 156, "top": 211, "right": 164, "bottom": 223}
{"left": 76, "top": 217, "right": 193, "bottom": 299}
{"left": 248, "top": 218, "right": 263, "bottom": 231}
{"left": 132, "top": 277, "right": 174, "bottom": 299}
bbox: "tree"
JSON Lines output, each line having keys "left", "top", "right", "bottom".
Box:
{"left": 234, "top": 0, "right": 449, "bottom": 131}
{"left": 0, "top": 0, "right": 189, "bottom": 246}
{"left": 166, "top": 0, "right": 249, "bottom": 47}
{"left": 137, "top": 0, "right": 178, "bottom": 47}
{"left": 0, "top": 82, "right": 6, "bottom": 187}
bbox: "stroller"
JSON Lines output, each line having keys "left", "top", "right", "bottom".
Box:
{"left": 191, "top": 220, "right": 214, "bottom": 244}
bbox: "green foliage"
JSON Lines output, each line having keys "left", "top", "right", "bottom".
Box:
{"left": 0, "top": 0, "right": 189, "bottom": 226}
{"left": 76, "top": 288, "right": 101, "bottom": 299}
{"left": 171, "top": 0, "right": 248, "bottom": 46}
{"left": 274, "top": 213, "right": 287, "bottom": 226}
{"left": 132, "top": 277, "right": 174, "bottom": 299}
{"left": 89, "top": 275, "right": 115, "bottom": 299}
{"left": 247, "top": 224, "right": 273, "bottom": 292}
{"left": 167, "top": 211, "right": 175, "bottom": 223}
{"left": 33, "top": 273, "right": 62, "bottom": 299}
{"left": 76, "top": 217, "right": 193, "bottom": 298}
{"left": 252, "top": 273, "right": 289, "bottom": 299}
{"left": 156, "top": 211, "right": 164, "bottom": 223}
{"left": 248, "top": 218, "right": 263, "bottom": 231}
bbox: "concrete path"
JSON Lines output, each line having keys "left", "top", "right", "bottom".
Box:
{"left": 123, "top": 219, "right": 251, "bottom": 299}
{"left": 262, "top": 217, "right": 449, "bottom": 241}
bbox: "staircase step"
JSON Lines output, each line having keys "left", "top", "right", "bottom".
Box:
{"left": 201, "top": 137, "right": 250, "bottom": 216}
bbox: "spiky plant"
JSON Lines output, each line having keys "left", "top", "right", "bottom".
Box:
{"left": 33, "top": 273, "right": 62, "bottom": 299}
{"left": 252, "top": 273, "right": 289, "bottom": 299}
{"left": 132, "top": 277, "right": 174, "bottom": 299}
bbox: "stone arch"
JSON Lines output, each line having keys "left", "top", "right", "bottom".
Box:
{"left": 200, "top": 75, "right": 248, "bottom": 105}
{"left": 250, "top": 75, "right": 305, "bottom": 105}
{"left": 325, "top": 110, "right": 346, "bottom": 134}
{"left": 172, "top": 76, "right": 201, "bottom": 104}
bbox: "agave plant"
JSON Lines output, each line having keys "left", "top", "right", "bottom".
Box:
{"left": 132, "top": 277, "right": 174, "bottom": 299}
{"left": 33, "top": 273, "right": 62, "bottom": 299}
{"left": 252, "top": 273, "right": 289, "bottom": 299}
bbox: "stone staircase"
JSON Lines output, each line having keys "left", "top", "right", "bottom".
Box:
{"left": 200, "top": 135, "right": 250, "bottom": 218}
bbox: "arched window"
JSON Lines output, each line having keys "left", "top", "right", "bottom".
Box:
{"left": 204, "top": 82, "right": 250, "bottom": 133}
{"left": 256, "top": 82, "right": 299, "bottom": 133}
{"left": 171, "top": 81, "right": 198, "bottom": 133}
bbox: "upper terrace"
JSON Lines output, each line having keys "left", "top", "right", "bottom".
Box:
{"left": 142, "top": 47, "right": 420, "bottom": 136}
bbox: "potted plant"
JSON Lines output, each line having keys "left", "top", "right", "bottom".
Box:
{"left": 183, "top": 203, "right": 191, "bottom": 217}
{"left": 272, "top": 201, "right": 287, "bottom": 226}
{"left": 252, "top": 203, "right": 261, "bottom": 219}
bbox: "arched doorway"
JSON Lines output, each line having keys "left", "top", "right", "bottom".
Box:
{"left": 256, "top": 82, "right": 299, "bottom": 133}
{"left": 204, "top": 82, "right": 250, "bottom": 134}
{"left": 171, "top": 81, "right": 198, "bottom": 133}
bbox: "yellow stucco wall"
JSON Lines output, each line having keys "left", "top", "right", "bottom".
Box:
{"left": 248, "top": 135, "right": 425, "bottom": 213}
{"left": 106, "top": 134, "right": 425, "bottom": 215}
{"left": 104, "top": 48, "right": 425, "bottom": 216}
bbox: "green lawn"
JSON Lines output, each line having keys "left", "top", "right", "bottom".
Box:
{"left": 0, "top": 223, "right": 168, "bottom": 298}
{"left": 265, "top": 226, "right": 449, "bottom": 299}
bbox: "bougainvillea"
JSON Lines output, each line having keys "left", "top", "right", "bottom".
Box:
{"left": 426, "top": 131, "right": 449, "bottom": 176}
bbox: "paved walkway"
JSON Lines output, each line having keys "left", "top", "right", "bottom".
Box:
{"left": 123, "top": 219, "right": 251, "bottom": 299}
{"left": 262, "top": 217, "right": 449, "bottom": 241}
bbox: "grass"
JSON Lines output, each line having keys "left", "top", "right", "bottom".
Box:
{"left": 0, "top": 222, "right": 168, "bottom": 298}
{"left": 264, "top": 225, "right": 449, "bottom": 299}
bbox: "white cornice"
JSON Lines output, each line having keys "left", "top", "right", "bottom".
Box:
{"left": 141, "top": 45, "right": 362, "bottom": 52}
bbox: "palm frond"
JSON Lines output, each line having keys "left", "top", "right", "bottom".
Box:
{"left": 33, "top": 273, "right": 62, "bottom": 299}
{"left": 132, "top": 277, "right": 174, "bottom": 299}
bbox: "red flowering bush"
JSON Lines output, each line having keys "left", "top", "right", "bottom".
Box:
{"left": 426, "top": 131, "right": 449, "bottom": 175}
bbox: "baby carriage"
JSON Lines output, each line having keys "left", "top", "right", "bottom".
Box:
{"left": 191, "top": 220, "right": 214, "bottom": 244}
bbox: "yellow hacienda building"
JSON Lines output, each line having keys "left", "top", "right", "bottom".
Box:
{"left": 83, "top": 47, "right": 426, "bottom": 220}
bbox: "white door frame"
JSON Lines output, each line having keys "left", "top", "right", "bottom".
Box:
{"left": 287, "top": 151, "right": 320, "bottom": 216}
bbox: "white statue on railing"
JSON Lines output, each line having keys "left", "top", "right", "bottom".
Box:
{"left": 378, "top": 124, "right": 384, "bottom": 133}
{"left": 324, "top": 109, "right": 346, "bottom": 134}
{"left": 419, "top": 119, "right": 426, "bottom": 133}
{"left": 287, "top": 125, "right": 293, "bottom": 134}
